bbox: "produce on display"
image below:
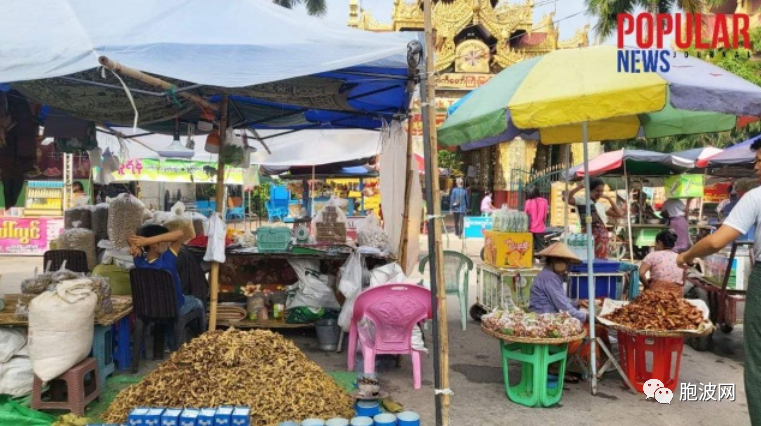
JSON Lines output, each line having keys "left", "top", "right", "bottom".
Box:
{"left": 481, "top": 307, "right": 583, "bottom": 338}
{"left": 101, "top": 329, "right": 354, "bottom": 426}
{"left": 56, "top": 225, "right": 97, "bottom": 270}
{"left": 601, "top": 289, "right": 704, "bottom": 331}
{"left": 108, "top": 194, "right": 152, "bottom": 249}
{"left": 92, "top": 203, "right": 110, "bottom": 243}
{"left": 356, "top": 212, "right": 389, "bottom": 251}
{"left": 64, "top": 206, "right": 93, "bottom": 230}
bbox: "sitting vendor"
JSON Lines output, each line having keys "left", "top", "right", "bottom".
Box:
{"left": 639, "top": 230, "right": 686, "bottom": 296}
{"left": 529, "top": 242, "right": 586, "bottom": 323}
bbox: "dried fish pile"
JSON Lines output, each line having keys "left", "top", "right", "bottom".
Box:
{"left": 602, "top": 289, "right": 704, "bottom": 331}
{"left": 101, "top": 329, "right": 354, "bottom": 426}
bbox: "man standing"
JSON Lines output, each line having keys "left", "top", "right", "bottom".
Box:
{"left": 677, "top": 139, "right": 761, "bottom": 425}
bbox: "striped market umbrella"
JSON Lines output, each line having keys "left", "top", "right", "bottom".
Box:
{"left": 439, "top": 46, "right": 761, "bottom": 147}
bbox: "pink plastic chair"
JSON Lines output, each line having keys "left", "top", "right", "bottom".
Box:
{"left": 347, "top": 284, "right": 432, "bottom": 389}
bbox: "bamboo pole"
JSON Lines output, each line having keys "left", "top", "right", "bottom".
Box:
{"left": 208, "top": 95, "right": 229, "bottom": 332}
{"left": 422, "top": 1, "right": 450, "bottom": 424}
{"left": 398, "top": 117, "right": 415, "bottom": 274}
{"left": 98, "top": 56, "right": 219, "bottom": 112}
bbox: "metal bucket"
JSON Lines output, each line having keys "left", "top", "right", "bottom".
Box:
{"left": 315, "top": 319, "right": 341, "bottom": 351}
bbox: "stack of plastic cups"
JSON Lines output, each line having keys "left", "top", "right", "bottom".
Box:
{"left": 397, "top": 412, "right": 421, "bottom": 426}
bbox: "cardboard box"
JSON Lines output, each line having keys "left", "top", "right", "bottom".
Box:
{"left": 197, "top": 409, "right": 216, "bottom": 426}
{"left": 664, "top": 174, "right": 704, "bottom": 198}
{"left": 231, "top": 407, "right": 251, "bottom": 426}
{"left": 484, "top": 231, "right": 533, "bottom": 268}
{"left": 162, "top": 409, "right": 183, "bottom": 426}
{"left": 179, "top": 409, "right": 200, "bottom": 426}
{"left": 146, "top": 409, "right": 165, "bottom": 426}
{"left": 214, "top": 407, "right": 234, "bottom": 426}
{"left": 129, "top": 408, "right": 151, "bottom": 426}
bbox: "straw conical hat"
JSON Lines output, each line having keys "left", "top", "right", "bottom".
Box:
{"left": 536, "top": 242, "right": 582, "bottom": 264}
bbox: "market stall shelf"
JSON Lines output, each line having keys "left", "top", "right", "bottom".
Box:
{"left": 216, "top": 319, "right": 315, "bottom": 329}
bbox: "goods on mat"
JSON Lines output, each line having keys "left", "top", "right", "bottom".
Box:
{"left": 56, "top": 226, "right": 96, "bottom": 270}
{"left": 64, "top": 206, "right": 93, "bottom": 230}
{"left": 92, "top": 203, "right": 109, "bottom": 243}
{"left": 28, "top": 279, "right": 97, "bottom": 382}
{"left": 108, "top": 193, "right": 152, "bottom": 249}
{"left": 101, "top": 329, "right": 354, "bottom": 426}
{"left": 601, "top": 289, "right": 704, "bottom": 331}
{"left": 163, "top": 201, "right": 196, "bottom": 242}
{"left": 481, "top": 307, "right": 583, "bottom": 338}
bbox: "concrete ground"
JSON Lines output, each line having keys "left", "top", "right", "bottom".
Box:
{"left": 0, "top": 235, "right": 750, "bottom": 426}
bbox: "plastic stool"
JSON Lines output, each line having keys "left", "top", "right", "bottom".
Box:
{"left": 618, "top": 332, "right": 684, "bottom": 392}
{"left": 91, "top": 325, "right": 115, "bottom": 389}
{"left": 500, "top": 341, "right": 568, "bottom": 407}
{"left": 31, "top": 358, "right": 101, "bottom": 416}
{"left": 113, "top": 315, "right": 132, "bottom": 371}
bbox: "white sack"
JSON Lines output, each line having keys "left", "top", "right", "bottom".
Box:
{"left": 0, "top": 329, "right": 27, "bottom": 363}
{"left": 286, "top": 259, "right": 340, "bottom": 311}
{"left": 0, "top": 357, "right": 34, "bottom": 397}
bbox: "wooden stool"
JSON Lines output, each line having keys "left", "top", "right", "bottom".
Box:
{"left": 31, "top": 358, "right": 101, "bottom": 416}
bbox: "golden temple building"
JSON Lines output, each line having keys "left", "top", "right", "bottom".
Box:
{"left": 348, "top": 0, "right": 595, "bottom": 207}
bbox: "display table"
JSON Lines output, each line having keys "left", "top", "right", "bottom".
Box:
{"left": 0, "top": 295, "right": 134, "bottom": 383}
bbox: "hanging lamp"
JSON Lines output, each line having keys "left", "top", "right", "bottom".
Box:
{"left": 159, "top": 117, "right": 194, "bottom": 158}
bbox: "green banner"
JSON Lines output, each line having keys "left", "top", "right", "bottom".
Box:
{"left": 111, "top": 158, "right": 243, "bottom": 184}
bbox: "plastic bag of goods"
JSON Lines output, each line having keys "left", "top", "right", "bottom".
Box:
{"left": 108, "top": 194, "right": 152, "bottom": 249}
{"left": 219, "top": 128, "right": 250, "bottom": 168}
{"left": 56, "top": 223, "right": 96, "bottom": 270}
{"left": 357, "top": 212, "right": 390, "bottom": 251}
{"left": 88, "top": 275, "right": 114, "bottom": 315}
{"left": 21, "top": 273, "right": 53, "bottom": 295}
{"left": 64, "top": 205, "right": 93, "bottom": 230}
{"left": 163, "top": 201, "right": 195, "bottom": 242}
{"left": 147, "top": 210, "right": 173, "bottom": 226}
{"left": 311, "top": 197, "right": 348, "bottom": 243}
{"left": 190, "top": 212, "right": 208, "bottom": 236}
{"left": 13, "top": 294, "right": 37, "bottom": 320}
{"left": 91, "top": 203, "right": 110, "bottom": 243}
{"left": 28, "top": 278, "right": 97, "bottom": 383}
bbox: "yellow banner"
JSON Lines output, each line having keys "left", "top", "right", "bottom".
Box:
{"left": 112, "top": 159, "right": 244, "bottom": 184}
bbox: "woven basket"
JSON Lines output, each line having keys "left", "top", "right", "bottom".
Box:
{"left": 481, "top": 324, "right": 587, "bottom": 344}
{"left": 604, "top": 321, "right": 714, "bottom": 338}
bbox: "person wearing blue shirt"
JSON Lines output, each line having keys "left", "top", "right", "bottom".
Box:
{"left": 450, "top": 178, "right": 469, "bottom": 237}
{"left": 129, "top": 224, "right": 206, "bottom": 336}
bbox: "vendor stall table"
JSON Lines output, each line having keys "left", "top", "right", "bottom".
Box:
{"left": 0, "top": 295, "right": 133, "bottom": 386}
{"left": 216, "top": 319, "right": 314, "bottom": 329}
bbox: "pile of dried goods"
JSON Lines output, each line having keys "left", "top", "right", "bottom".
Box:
{"left": 602, "top": 289, "right": 704, "bottom": 331}
{"left": 108, "top": 194, "right": 152, "bottom": 249}
{"left": 101, "top": 329, "right": 353, "bottom": 426}
{"left": 92, "top": 203, "right": 110, "bottom": 243}
{"left": 482, "top": 307, "right": 583, "bottom": 338}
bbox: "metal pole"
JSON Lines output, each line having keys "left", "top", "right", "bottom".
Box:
{"left": 581, "top": 122, "right": 598, "bottom": 394}
{"left": 422, "top": 1, "right": 450, "bottom": 422}
{"left": 624, "top": 163, "right": 635, "bottom": 262}
{"left": 563, "top": 145, "right": 570, "bottom": 242}
{"left": 208, "top": 95, "right": 229, "bottom": 332}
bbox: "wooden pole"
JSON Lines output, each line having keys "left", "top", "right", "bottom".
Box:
{"left": 98, "top": 56, "right": 219, "bottom": 112}
{"left": 422, "top": 1, "right": 450, "bottom": 424}
{"left": 398, "top": 117, "right": 415, "bottom": 274}
{"left": 208, "top": 95, "right": 229, "bottom": 332}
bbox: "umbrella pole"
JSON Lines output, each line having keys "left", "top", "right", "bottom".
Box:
{"left": 563, "top": 145, "right": 570, "bottom": 242}
{"left": 422, "top": 1, "right": 450, "bottom": 423}
{"left": 581, "top": 121, "right": 598, "bottom": 394}
{"left": 208, "top": 95, "right": 229, "bottom": 332}
{"left": 624, "top": 164, "right": 634, "bottom": 262}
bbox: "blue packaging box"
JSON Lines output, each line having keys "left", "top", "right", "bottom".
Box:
{"left": 214, "top": 406, "right": 234, "bottom": 426}
{"left": 197, "top": 409, "right": 216, "bottom": 426}
{"left": 179, "top": 409, "right": 200, "bottom": 426}
{"left": 145, "top": 408, "right": 165, "bottom": 426}
{"left": 128, "top": 408, "right": 150, "bottom": 426}
{"left": 162, "top": 409, "right": 183, "bottom": 426}
{"left": 231, "top": 407, "right": 250, "bottom": 426}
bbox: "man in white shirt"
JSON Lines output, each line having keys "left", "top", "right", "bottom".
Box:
{"left": 677, "top": 140, "right": 761, "bottom": 425}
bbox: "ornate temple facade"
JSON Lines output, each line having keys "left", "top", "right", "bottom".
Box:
{"left": 348, "top": 0, "right": 594, "bottom": 203}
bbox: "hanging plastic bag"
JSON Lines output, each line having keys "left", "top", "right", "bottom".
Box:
{"left": 243, "top": 165, "right": 260, "bottom": 192}
{"left": 219, "top": 129, "right": 248, "bottom": 168}
{"left": 338, "top": 251, "right": 364, "bottom": 332}
{"left": 163, "top": 201, "right": 195, "bottom": 242}
{"left": 203, "top": 213, "right": 227, "bottom": 263}
{"left": 311, "top": 196, "right": 348, "bottom": 242}
{"left": 357, "top": 211, "right": 390, "bottom": 252}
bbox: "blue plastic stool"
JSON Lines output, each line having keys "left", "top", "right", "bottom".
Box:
{"left": 91, "top": 325, "right": 115, "bottom": 389}
{"left": 112, "top": 316, "right": 132, "bottom": 372}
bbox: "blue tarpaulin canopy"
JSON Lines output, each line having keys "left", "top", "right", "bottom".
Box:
{"left": 0, "top": 0, "right": 416, "bottom": 131}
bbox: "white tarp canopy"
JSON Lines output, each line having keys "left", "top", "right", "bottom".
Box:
{"left": 96, "top": 128, "right": 383, "bottom": 167}
{"left": 0, "top": 0, "right": 412, "bottom": 86}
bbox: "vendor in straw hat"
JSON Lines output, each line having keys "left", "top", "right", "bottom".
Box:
{"left": 528, "top": 242, "right": 587, "bottom": 323}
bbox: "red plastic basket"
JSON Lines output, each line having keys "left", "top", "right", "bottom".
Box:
{"left": 617, "top": 332, "right": 684, "bottom": 392}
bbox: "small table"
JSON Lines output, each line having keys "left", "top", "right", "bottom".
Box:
{"left": 0, "top": 295, "right": 134, "bottom": 385}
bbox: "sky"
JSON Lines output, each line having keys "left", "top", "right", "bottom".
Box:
{"left": 293, "top": 0, "right": 612, "bottom": 44}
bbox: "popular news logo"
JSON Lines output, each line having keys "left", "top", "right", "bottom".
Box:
{"left": 616, "top": 13, "right": 753, "bottom": 73}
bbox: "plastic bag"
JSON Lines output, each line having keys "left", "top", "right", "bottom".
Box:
{"left": 203, "top": 213, "right": 227, "bottom": 263}
{"left": 107, "top": 194, "right": 151, "bottom": 249}
{"left": 56, "top": 223, "right": 96, "bottom": 270}
{"left": 243, "top": 165, "right": 259, "bottom": 191}
{"left": 286, "top": 259, "right": 340, "bottom": 311}
{"left": 311, "top": 196, "right": 348, "bottom": 242}
{"left": 219, "top": 128, "right": 249, "bottom": 168}
{"left": 64, "top": 206, "right": 93, "bottom": 230}
{"left": 338, "top": 252, "right": 364, "bottom": 332}
{"left": 357, "top": 212, "right": 390, "bottom": 252}
{"left": 91, "top": 203, "right": 109, "bottom": 243}
{"left": 163, "top": 201, "right": 195, "bottom": 242}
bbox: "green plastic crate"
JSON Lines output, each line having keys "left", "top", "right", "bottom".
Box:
{"left": 256, "top": 227, "right": 292, "bottom": 252}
